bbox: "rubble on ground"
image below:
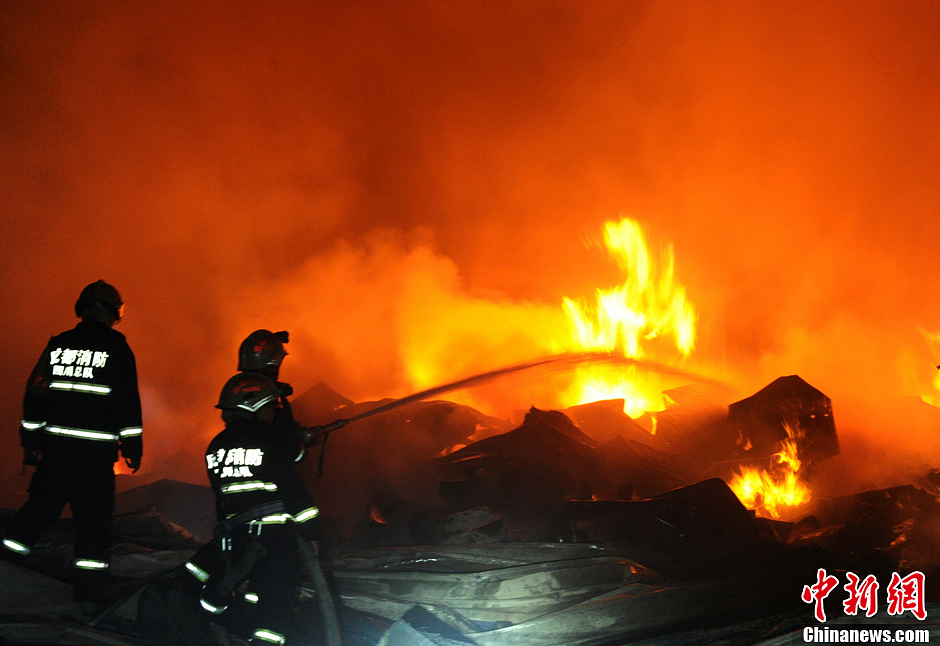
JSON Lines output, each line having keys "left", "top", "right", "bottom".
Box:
{"left": 3, "top": 376, "right": 940, "bottom": 645}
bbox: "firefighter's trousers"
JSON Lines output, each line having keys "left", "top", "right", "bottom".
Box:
{"left": 1, "top": 450, "right": 115, "bottom": 603}
{"left": 201, "top": 522, "right": 304, "bottom": 645}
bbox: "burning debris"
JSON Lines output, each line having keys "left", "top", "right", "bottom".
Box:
{"left": 728, "top": 375, "right": 840, "bottom": 465}
{"left": 3, "top": 376, "right": 940, "bottom": 645}
{"left": 728, "top": 426, "right": 812, "bottom": 520}
{"left": 722, "top": 375, "right": 838, "bottom": 521}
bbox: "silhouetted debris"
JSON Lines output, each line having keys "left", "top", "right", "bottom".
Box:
{"left": 0, "top": 500, "right": 203, "bottom": 584}
{"left": 727, "top": 375, "right": 839, "bottom": 463}
{"left": 114, "top": 478, "right": 217, "bottom": 543}
{"left": 437, "top": 407, "right": 599, "bottom": 510}
{"left": 112, "top": 506, "right": 203, "bottom": 552}
{"left": 559, "top": 478, "right": 757, "bottom": 547}
{"left": 292, "top": 388, "right": 509, "bottom": 539}
{"left": 795, "top": 486, "right": 940, "bottom": 595}
{"left": 561, "top": 399, "right": 648, "bottom": 447}
{"left": 4, "top": 381, "right": 940, "bottom": 645}
{"left": 325, "top": 540, "right": 811, "bottom": 646}
{"left": 555, "top": 478, "right": 823, "bottom": 583}
{"left": 4, "top": 468, "right": 940, "bottom": 645}
{"left": 291, "top": 380, "right": 356, "bottom": 424}
{"left": 593, "top": 435, "right": 687, "bottom": 500}
{"left": 409, "top": 507, "right": 508, "bottom": 545}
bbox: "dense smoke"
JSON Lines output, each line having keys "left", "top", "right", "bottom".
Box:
{"left": 2, "top": 1, "right": 940, "bottom": 506}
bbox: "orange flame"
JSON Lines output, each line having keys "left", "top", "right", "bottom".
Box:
{"left": 397, "top": 217, "right": 697, "bottom": 421}
{"left": 918, "top": 329, "right": 940, "bottom": 408}
{"left": 559, "top": 218, "right": 697, "bottom": 418}
{"left": 729, "top": 423, "right": 811, "bottom": 519}
{"left": 927, "top": 371, "right": 940, "bottom": 408}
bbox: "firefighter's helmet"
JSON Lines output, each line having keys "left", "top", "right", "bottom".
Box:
{"left": 216, "top": 372, "right": 279, "bottom": 415}
{"left": 75, "top": 280, "right": 124, "bottom": 321}
{"left": 237, "top": 329, "right": 288, "bottom": 372}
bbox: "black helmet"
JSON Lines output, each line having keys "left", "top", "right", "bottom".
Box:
{"left": 237, "top": 329, "right": 288, "bottom": 372}
{"left": 75, "top": 280, "right": 124, "bottom": 321}
{"left": 216, "top": 372, "right": 279, "bottom": 415}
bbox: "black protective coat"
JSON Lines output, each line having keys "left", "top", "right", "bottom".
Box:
{"left": 4, "top": 320, "right": 143, "bottom": 601}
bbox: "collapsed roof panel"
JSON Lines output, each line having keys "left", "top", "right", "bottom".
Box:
{"left": 728, "top": 375, "right": 840, "bottom": 464}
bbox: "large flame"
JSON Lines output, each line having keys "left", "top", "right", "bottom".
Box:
{"left": 918, "top": 329, "right": 940, "bottom": 408}
{"left": 397, "top": 217, "right": 698, "bottom": 420}
{"left": 729, "top": 423, "right": 811, "bottom": 519}
{"left": 925, "top": 369, "right": 940, "bottom": 408}
{"left": 558, "top": 218, "right": 697, "bottom": 418}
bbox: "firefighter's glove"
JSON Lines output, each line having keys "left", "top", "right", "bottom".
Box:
{"left": 124, "top": 456, "right": 141, "bottom": 473}
{"left": 22, "top": 448, "right": 41, "bottom": 467}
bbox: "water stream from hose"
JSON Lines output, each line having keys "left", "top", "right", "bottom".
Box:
{"left": 337, "top": 351, "right": 726, "bottom": 426}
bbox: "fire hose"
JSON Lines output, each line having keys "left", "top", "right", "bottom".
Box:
{"left": 300, "top": 350, "right": 723, "bottom": 466}
{"left": 299, "top": 354, "right": 587, "bottom": 452}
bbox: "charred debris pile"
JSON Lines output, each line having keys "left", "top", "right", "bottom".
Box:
{"left": 4, "top": 376, "right": 940, "bottom": 645}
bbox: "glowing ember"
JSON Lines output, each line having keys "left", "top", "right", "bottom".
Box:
{"left": 437, "top": 443, "right": 467, "bottom": 457}
{"left": 369, "top": 505, "right": 388, "bottom": 525}
{"left": 559, "top": 218, "right": 697, "bottom": 418}
{"left": 729, "top": 423, "right": 811, "bottom": 519}
{"left": 113, "top": 460, "right": 137, "bottom": 476}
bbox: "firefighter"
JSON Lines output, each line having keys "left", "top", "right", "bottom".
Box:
{"left": 0, "top": 280, "right": 143, "bottom": 610}
{"left": 236, "top": 329, "right": 306, "bottom": 461}
{"left": 236, "top": 327, "right": 347, "bottom": 467}
{"left": 184, "top": 330, "right": 308, "bottom": 597}
{"left": 196, "top": 372, "right": 323, "bottom": 645}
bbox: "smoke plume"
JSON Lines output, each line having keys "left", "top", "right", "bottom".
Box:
{"left": 2, "top": 1, "right": 940, "bottom": 507}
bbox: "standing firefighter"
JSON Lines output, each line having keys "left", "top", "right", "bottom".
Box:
{"left": 0, "top": 280, "right": 143, "bottom": 609}
{"left": 197, "top": 372, "right": 323, "bottom": 645}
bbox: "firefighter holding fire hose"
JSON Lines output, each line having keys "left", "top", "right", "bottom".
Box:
{"left": 0, "top": 280, "right": 143, "bottom": 611}
{"left": 195, "top": 372, "right": 323, "bottom": 645}
{"left": 236, "top": 329, "right": 307, "bottom": 461}
{"left": 235, "top": 328, "right": 345, "bottom": 473}
{"left": 184, "top": 329, "right": 314, "bottom": 592}
{"left": 184, "top": 330, "right": 308, "bottom": 592}
{"left": 184, "top": 329, "right": 342, "bottom": 643}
